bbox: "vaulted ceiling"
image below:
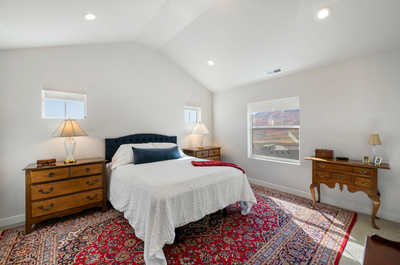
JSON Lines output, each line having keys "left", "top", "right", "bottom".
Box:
{"left": 1, "top": 0, "right": 400, "bottom": 91}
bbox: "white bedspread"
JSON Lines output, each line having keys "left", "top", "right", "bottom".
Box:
{"left": 108, "top": 156, "right": 257, "bottom": 265}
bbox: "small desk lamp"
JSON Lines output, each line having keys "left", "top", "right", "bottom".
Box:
{"left": 53, "top": 119, "right": 87, "bottom": 163}
{"left": 368, "top": 133, "right": 382, "bottom": 160}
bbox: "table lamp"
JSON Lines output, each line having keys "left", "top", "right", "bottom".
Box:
{"left": 368, "top": 133, "right": 382, "bottom": 160}
{"left": 192, "top": 122, "right": 209, "bottom": 149}
{"left": 53, "top": 119, "right": 87, "bottom": 163}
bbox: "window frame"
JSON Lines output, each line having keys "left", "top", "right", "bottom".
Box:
{"left": 247, "top": 97, "right": 300, "bottom": 165}
{"left": 184, "top": 106, "right": 202, "bottom": 124}
{"left": 41, "top": 89, "right": 87, "bottom": 120}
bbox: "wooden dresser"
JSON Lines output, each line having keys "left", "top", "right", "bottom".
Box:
{"left": 305, "top": 157, "right": 390, "bottom": 229}
{"left": 182, "top": 146, "right": 221, "bottom": 161}
{"left": 24, "top": 158, "right": 107, "bottom": 234}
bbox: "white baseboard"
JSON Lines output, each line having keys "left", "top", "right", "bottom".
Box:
{"left": 248, "top": 177, "right": 310, "bottom": 199}
{"left": 0, "top": 214, "right": 25, "bottom": 229}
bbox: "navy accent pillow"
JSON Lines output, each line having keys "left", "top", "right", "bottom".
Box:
{"left": 132, "top": 146, "right": 181, "bottom": 164}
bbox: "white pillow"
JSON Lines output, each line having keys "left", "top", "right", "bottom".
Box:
{"left": 111, "top": 143, "right": 153, "bottom": 170}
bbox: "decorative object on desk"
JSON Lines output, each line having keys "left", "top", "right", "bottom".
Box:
{"left": 336, "top": 156, "right": 349, "bottom": 161}
{"left": 36, "top": 158, "right": 56, "bottom": 167}
{"left": 315, "top": 149, "right": 333, "bottom": 159}
{"left": 362, "top": 155, "right": 370, "bottom": 164}
{"left": 192, "top": 122, "right": 209, "bottom": 148}
{"left": 368, "top": 133, "right": 382, "bottom": 160}
{"left": 53, "top": 119, "right": 87, "bottom": 163}
{"left": 374, "top": 156, "right": 382, "bottom": 166}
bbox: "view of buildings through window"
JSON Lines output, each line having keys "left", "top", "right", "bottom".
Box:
{"left": 249, "top": 97, "right": 300, "bottom": 163}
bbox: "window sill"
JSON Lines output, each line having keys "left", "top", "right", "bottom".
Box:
{"left": 248, "top": 154, "right": 301, "bottom": 166}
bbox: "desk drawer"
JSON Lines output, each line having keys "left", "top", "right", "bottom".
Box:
{"left": 316, "top": 171, "right": 331, "bottom": 180}
{"left": 354, "top": 177, "right": 372, "bottom": 188}
{"left": 332, "top": 173, "right": 352, "bottom": 184}
{"left": 31, "top": 175, "right": 103, "bottom": 200}
{"left": 352, "top": 167, "right": 374, "bottom": 177}
{"left": 71, "top": 163, "right": 103, "bottom": 177}
{"left": 316, "top": 162, "right": 352, "bottom": 173}
{"left": 32, "top": 189, "right": 103, "bottom": 218}
{"left": 31, "top": 168, "right": 70, "bottom": 183}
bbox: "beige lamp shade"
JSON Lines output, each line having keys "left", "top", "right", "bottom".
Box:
{"left": 53, "top": 119, "right": 87, "bottom": 137}
{"left": 368, "top": 134, "right": 382, "bottom": 145}
{"left": 192, "top": 122, "right": 209, "bottom": 135}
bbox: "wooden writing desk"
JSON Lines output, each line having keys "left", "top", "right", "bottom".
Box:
{"left": 305, "top": 157, "right": 390, "bottom": 229}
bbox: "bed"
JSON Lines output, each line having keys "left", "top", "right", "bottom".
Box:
{"left": 106, "top": 134, "right": 257, "bottom": 265}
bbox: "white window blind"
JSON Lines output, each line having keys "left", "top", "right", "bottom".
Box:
{"left": 41, "top": 90, "right": 87, "bottom": 119}
{"left": 184, "top": 106, "right": 201, "bottom": 124}
{"left": 248, "top": 97, "right": 300, "bottom": 164}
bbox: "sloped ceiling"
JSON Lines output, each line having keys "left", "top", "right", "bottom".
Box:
{"left": 1, "top": 0, "right": 400, "bottom": 91}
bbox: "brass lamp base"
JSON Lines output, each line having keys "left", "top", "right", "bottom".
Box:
{"left": 64, "top": 159, "right": 76, "bottom": 164}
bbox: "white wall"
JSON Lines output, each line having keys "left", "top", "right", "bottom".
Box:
{"left": 213, "top": 49, "right": 400, "bottom": 222}
{"left": 0, "top": 43, "right": 213, "bottom": 225}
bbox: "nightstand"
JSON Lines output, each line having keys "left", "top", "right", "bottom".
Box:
{"left": 182, "top": 146, "right": 221, "bottom": 161}
{"left": 23, "top": 158, "right": 107, "bottom": 234}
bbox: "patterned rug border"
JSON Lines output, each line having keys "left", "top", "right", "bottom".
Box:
{"left": 334, "top": 212, "right": 357, "bottom": 265}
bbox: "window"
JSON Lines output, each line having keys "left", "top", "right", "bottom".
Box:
{"left": 42, "top": 90, "right": 87, "bottom": 119}
{"left": 184, "top": 106, "right": 201, "bottom": 124}
{"left": 248, "top": 97, "right": 300, "bottom": 164}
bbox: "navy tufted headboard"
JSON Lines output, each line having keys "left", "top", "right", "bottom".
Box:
{"left": 105, "top": 134, "right": 177, "bottom": 161}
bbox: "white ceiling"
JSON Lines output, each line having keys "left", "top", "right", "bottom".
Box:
{"left": 1, "top": 0, "right": 400, "bottom": 91}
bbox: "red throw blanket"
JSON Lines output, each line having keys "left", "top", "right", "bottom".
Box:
{"left": 191, "top": 160, "right": 246, "bottom": 174}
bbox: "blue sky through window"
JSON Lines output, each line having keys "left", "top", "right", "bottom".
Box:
{"left": 43, "top": 98, "right": 85, "bottom": 119}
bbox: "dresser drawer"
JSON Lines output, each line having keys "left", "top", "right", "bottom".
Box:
{"left": 196, "top": 150, "right": 209, "bottom": 158}
{"left": 352, "top": 167, "right": 374, "bottom": 177}
{"left": 31, "top": 167, "right": 70, "bottom": 183}
{"left": 208, "top": 156, "right": 221, "bottom": 161}
{"left": 71, "top": 163, "right": 103, "bottom": 177}
{"left": 31, "top": 175, "right": 103, "bottom": 200}
{"left": 208, "top": 149, "right": 220, "bottom": 156}
{"left": 31, "top": 189, "right": 103, "bottom": 218}
{"left": 332, "top": 173, "right": 352, "bottom": 184}
{"left": 354, "top": 177, "right": 372, "bottom": 188}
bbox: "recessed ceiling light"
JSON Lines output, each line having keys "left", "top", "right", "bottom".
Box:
{"left": 317, "top": 8, "right": 330, "bottom": 20}
{"left": 207, "top": 60, "right": 215, "bottom": 66}
{"left": 84, "top": 13, "right": 96, "bottom": 21}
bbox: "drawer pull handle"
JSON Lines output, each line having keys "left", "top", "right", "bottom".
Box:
{"left": 359, "top": 170, "right": 368, "bottom": 174}
{"left": 319, "top": 164, "right": 326, "bottom": 168}
{"left": 86, "top": 179, "right": 98, "bottom": 186}
{"left": 38, "top": 187, "right": 54, "bottom": 194}
{"left": 337, "top": 175, "right": 344, "bottom": 179}
{"left": 48, "top": 172, "right": 55, "bottom": 178}
{"left": 85, "top": 168, "right": 91, "bottom": 173}
{"left": 38, "top": 203, "right": 54, "bottom": 211}
{"left": 86, "top": 194, "right": 98, "bottom": 200}
{"left": 360, "top": 181, "right": 369, "bottom": 185}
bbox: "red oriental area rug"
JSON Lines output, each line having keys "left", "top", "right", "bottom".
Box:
{"left": 0, "top": 185, "right": 356, "bottom": 264}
